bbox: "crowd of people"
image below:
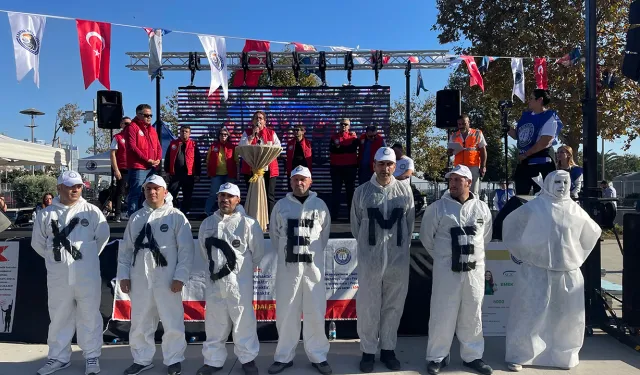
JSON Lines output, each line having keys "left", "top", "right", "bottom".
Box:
{"left": 28, "top": 90, "right": 604, "bottom": 375}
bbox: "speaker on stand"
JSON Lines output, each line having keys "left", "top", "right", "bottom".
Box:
{"left": 96, "top": 90, "right": 124, "bottom": 213}
{"left": 436, "top": 90, "right": 461, "bottom": 182}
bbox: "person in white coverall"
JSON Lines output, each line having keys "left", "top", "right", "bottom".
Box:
{"left": 117, "top": 174, "right": 194, "bottom": 375}
{"left": 197, "top": 182, "right": 264, "bottom": 375}
{"left": 502, "top": 170, "right": 601, "bottom": 372}
{"left": 350, "top": 147, "right": 415, "bottom": 373}
{"left": 268, "top": 166, "right": 332, "bottom": 375}
{"left": 31, "top": 170, "right": 109, "bottom": 375}
{"left": 420, "top": 165, "right": 493, "bottom": 375}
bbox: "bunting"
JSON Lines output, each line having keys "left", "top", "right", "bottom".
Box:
{"left": 511, "top": 58, "right": 525, "bottom": 102}
{"left": 199, "top": 35, "right": 228, "bottom": 100}
{"left": 478, "top": 56, "right": 496, "bottom": 74}
{"left": 461, "top": 56, "right": 484, "bottom": 92}
{"left": 534, "top": 57, "right": 548, "bottom": 89}
{"left": 76, "top": 19, "right": 111, "bottom": 89}
{"left": 8, "top": 12, "right": 46, "bottom": 88}
{"left": 416, "top": 69, "right": 427, "bottom": 96}
{"left": 144, "top": 28, "right": 170, "bottom": 80}
{"left": 233, "top": 40, "right": 270, "bottom": 87}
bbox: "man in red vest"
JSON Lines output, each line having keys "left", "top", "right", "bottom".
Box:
{"left": 329, "top": 119, "right": 358, "bottom": 221}
{"left": 240, "top": 110, "right": 281, "bottom": 216}
{"left": 109, "top": 116, "right": 131, "bottom": 222}
{"left": 286, "top": 125, "right": 312, "bottom": 183}
{"left": 125, "top": 104, "right": 162, "bottom": 216}
{"left": 358, "top": 125, "right": 386, "bottom": 184}
{"left": 164, "top": 125, "right": 202, "bottom": 215}
{"left": 204, "top": 127, "right": 239, "bottom": 215}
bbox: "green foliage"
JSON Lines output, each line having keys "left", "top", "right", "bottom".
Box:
{"left": 160, "top": 90, "right": 180, "bottom": 136}
{"left": 12, "top": 175, "right": 57, "bottom": 207}
{"left": 435, "top": 0, "right": 640, "bottom": 151}
{"left": 389, "top": 95, "right": 449, "bottom": 180}
{"left": 52, "top": 103, "right": 83, "bottom": 145}
{"left": 87, "top": 128, "right": 118, "bottom": 155}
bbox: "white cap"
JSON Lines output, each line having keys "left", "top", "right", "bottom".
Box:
{"left": 218, "top": 182, "right": 241, "bottom": 197}
{"left": 444, "top": 165, "right": 473, "bottom": 180}
{"left": 57, "top": 170, "right": 83, "bottom": 187}
{"left": 374, "top": 147, "right": 396, "bottom": 163}
{"left": 142, "top": 174, "right": 167, "bottom": 189}
{"left": 290, "top": 165, "right": 312, "bottom": 179}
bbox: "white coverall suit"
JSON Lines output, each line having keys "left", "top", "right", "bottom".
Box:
{"left": 117, "top": 197, "right": 194, "bottom": 367}
{"left": 270, "top": 192, "right": 331, "bottom": 363}
{"left": 31, "top": 196, "right": 110, "bottom": 363}
{"left": 420, "top": 192, "right": 492, "bottom": 363}
{"left": 350, "top": 175, "right": 415, "bottom": 354}
{"left": 199, "top": 209, "right": 264, "bottom": 366}
{"left": 502, "top": 171, "right": 601, "bottom": 369}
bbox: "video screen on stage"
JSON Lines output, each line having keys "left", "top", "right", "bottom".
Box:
{"left": 176, "top": 86, "right": 391, "bottom": 210}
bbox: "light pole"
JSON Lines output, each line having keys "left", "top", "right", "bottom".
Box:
{"left": 83, "top": 99, "right": 98, "bottom": 185}
{"left": 19, "top": 108, "right": 45, "bottom": 174}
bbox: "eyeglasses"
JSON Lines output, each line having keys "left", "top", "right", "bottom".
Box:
{"left": 142, "top": 114, "right": 153, "bottom": 118}
{"left": 220, "top": 133, "right": 229, "bottom": 136}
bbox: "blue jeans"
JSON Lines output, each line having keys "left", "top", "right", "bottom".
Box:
{"left": 204, "top": 175, "right": 228, "bottom": 216}
{"left": 128, "top": 169, "right": 152, "bottom": 216}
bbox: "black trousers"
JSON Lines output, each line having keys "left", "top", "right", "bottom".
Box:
{"left": 243, "top": 173, "right": 277, "bottom": 216}
{"left": 168, "top": 174, "right": 195, "bottom": 213}
{"left": 111, "top": 170, "right": 128, "bottom": 216}
{"left": 514, "top": 161, "right": 556, "bottom": 195}
{"left": 330, "top": 165, "right": 357, "bottom": 220}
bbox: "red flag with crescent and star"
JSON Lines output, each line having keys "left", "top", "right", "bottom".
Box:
{"left": 461, "top": 55, "right": 484, "bottom": 92}
{"left": 76, "top": 19, "right": 111, "bottom": 89}
{"left": 233, "top": 40, "right": 270, "bottom": 87}
{"left": 534, "top": 57, "right": 548, "bottom": 89}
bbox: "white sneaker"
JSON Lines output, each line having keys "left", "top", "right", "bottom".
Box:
{"left": 86, "top": 357, "right": 100, "bottom": 374}
{"left": 507, "top": 363, "right": 523, "bottom": 372}
{"left": 37, "top": 359, "right": 71, "bottom": 375}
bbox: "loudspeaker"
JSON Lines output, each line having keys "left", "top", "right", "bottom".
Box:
{"left": 97, "top": 90, "right": 124, "bottom": 129}
{"left": 436, "top": 89, "right": 461, "bottom": 129}
{"left": 491, "top": 195, "right": 534, "bottom": 241}
{"left": 623, "top": 213, "right": 640, "bottom": 327}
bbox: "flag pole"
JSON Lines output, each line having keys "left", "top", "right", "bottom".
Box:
{"left": 405, "top": 61, "right": 412, "bottom": 158}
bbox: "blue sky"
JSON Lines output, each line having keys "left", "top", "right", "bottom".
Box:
{"left": 0, "top": 0, "right": 633, "bottom": 157}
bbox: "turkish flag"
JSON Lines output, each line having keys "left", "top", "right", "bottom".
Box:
{"left": 76, "top": 19, "right": 111, "bottom": 89}
{"left": 233, "top": 40, "right": 270, "bottom": 87}
{"left": 0, "top": 246, "right": 7, "bottom": 262}
{"left": 534, "top": 57, "right": 548, "bottom": 89}
{"left": 461, "top": 56, "right": 484, "bottom": 92}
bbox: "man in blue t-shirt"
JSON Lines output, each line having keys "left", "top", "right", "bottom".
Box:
{"left": 508, "top": 89, "right": 562, "bottom": 195}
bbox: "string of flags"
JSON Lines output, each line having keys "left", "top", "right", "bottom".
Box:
{"left": 424, "top": 48, "right": 618, "bottom": 102}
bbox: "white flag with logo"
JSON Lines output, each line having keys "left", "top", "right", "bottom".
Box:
{"left": 511, "top": 58, "right": 525, "bottom": 102}
{"left": 198, "top": 35, "right": 228, "bottom": 100}
{"left": 8, "top": 12, "right": 46, "bottom": 87}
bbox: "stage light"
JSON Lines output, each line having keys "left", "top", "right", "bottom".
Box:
{"left": 292, "top": 51, "right": 301, "bottom": 85}
{"left": 344, "top": 51, "right": 354, "bottom": 86}
{"left": 318, "top": 51, "right": 327, "bottom": 86}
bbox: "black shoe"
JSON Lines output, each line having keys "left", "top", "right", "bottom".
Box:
{"left": 359, "top": 353, "right": 375, "bottom": 373}
{"left": 463, "top": 359, "right": 493, "bottom": 375}
{"left": 267, "top": 361, "right": 292, "bottom": 374}
{"left": 196, "top": 364, "right": 223, "bottom": 375}
{"left": 167, "top": 362, "right": 182, "bottom": 375}
{"left": 242, "top": 360, "right": 259, "bottom": 375}
{"left": 312, "top": 361, "right": 332, "bottom": 375}
{"left": 380, "top": 350, "right": 401, "bottom": 371}
{"left": 123, "top": 363, "right": 154, "bottom": 375}
{"left": 426, "top": 355, "right": 450, "bottom": 375}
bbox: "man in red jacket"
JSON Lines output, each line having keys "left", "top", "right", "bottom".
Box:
{"left": 358, "top": 125, "right": 386, "bottom": 184}
{"left": 286, "top": 125, "right": 312, "bottom": 183}
{"left": 109, "top": 116, "right": 131, "bottom": 222}
{"left": 240, "top": 110, "right": 281, "bottom": 216}
{"left": 164, "top": 125, "right": 202, "bottom": 215}
{"left": 204, "top": 127, "right": 238, "bottom": 215}
{"left": 329, "top": 119, "right": 359, "bottom": 221}
{"left": 124, "top": 104, "right": 162, "bottom": 216}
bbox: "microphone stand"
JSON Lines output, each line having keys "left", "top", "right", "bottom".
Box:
{"left": 499, "top": 100, "right": 513, "bottom": 191}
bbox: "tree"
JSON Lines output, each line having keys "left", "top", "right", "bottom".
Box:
{"left": 52, "top": 103, "right": 82, "bottom": 146}
{"left": 388, "top": 95, "right": 449, "bottom": 180}
{"left": 86, "top": 127, "right": 119, "bottom": 154}
{"left": 160, "top": 90, "right": 180, "bottom": 135}
{"left": 434, "top": 1, "right": 640, "bottom": 152}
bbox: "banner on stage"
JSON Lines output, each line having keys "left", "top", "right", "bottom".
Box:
{"left": 482, "top": 242, "right": 521, "bottom": 336}
{"left": 0, "top": 242, "right": 19, "bottom": 334}
{"left": 112, "top": 238, "right": 358, "bottom": 322}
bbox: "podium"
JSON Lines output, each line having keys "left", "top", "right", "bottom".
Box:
{"left": 236, "top": 145, "right": 282, "bottom": 231}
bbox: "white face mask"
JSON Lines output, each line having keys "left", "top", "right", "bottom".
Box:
{"left": 543, "top": 170, "right": 571, "bottom": 199}
{"left": 553, "top": 178, "right": 568, "bottom": 197}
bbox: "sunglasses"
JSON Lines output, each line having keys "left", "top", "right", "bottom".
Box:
{"left": 220, "top": 133, "right": 229, "bottom": 136}
{"left": 124, "top": 122, "right": 131, "bottom": 125}
{"left": 141, "top": 114, "right": 153, "bottom": 118}
{"left": 340, "top": 123, "right": 349, "bottom": 126}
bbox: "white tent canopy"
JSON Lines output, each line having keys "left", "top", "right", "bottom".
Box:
{"left": 0, "top": 134, "right": 67, "bottom": 166}
{"left": 78, "top": 151, "right": 112, "bottom": 175}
